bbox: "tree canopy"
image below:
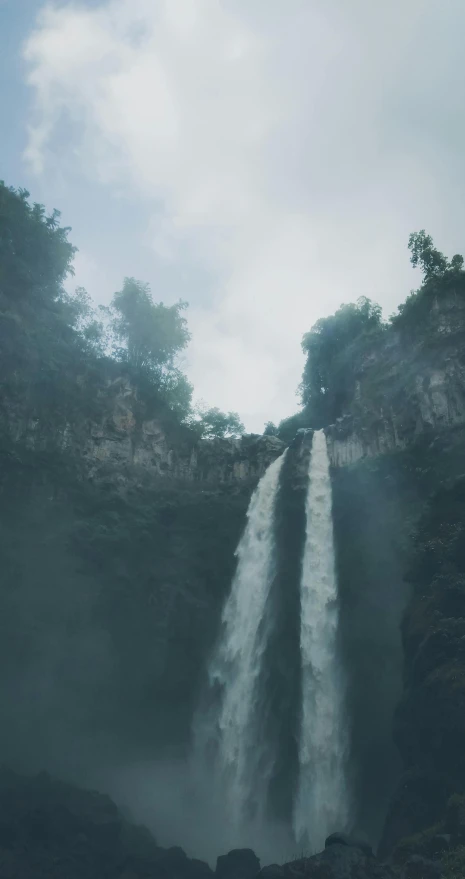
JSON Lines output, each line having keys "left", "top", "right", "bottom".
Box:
{"left": 0, "top": 182, "right": 75, "bottom": 307}
{"left": 392, "top": 231, "right": 465, "bottom": 329}
{"left": 263, "top": 421, "right": 279, "bottom": 436}
{"left": 0, "top": 182, "right": 241, "bottom": 438}
{"left": 407, "top": 230, "right": 464, "bottom": 281}
{"left": 100, "top": 277, "right": 193, "bottom": 419}
{"left": 192, "top": 405, "right": 245, "bottom": 439}
{"left": 104, "top": 278, "right": 190, "bottom": 374}
{"left": 299, "top": 296, "right": 384, "bottom": 427}
{"left": 280, "top": 230, "right": 465, "bottom": 439}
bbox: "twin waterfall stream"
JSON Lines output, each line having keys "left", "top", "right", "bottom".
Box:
{"left": 193, "top": 430, "right": 348, "bottom": 854}
{"left": 293, "top": 430, "right": 348, "bottom": 846}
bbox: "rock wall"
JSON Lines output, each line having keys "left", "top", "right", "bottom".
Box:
{"left": 82, "top": 378, "right": 285, "bottom": 483}
{"left": 324, "top": 294, "right": 465, "bottom": 468}
{"left": 9, "top": 293, "right": 465, "bottom": 481}
{"left": 8, "top": 375, "right": 285, "bottom": 486}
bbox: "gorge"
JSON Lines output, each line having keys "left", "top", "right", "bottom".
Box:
{"left": 2, "top": 182, "right": 465, "bottom": 878}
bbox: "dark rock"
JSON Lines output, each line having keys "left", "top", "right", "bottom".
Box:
{"left": 404, "top": 855, "right": 442, "bottom": 878}
{"left": 258, "top": 844, "right": 396, "bottom": 879}
{"left": 216, "top": 849, "right": 261, "bottom": 879}
{"left": 0, "top": 768, "right": 214, "bottom": 879}
{"left": 259, "top": 866, "right": 283, "bottom": 879}
{"left": 325, "top": 832, "right": 374, "bottom": 857}
{"left": 191, "top": 858, "right": 215, "bottom": 879}
{"left": 379, "top": 770, "right": 452, "bottom": 856}
{"left": 445, "top": 793, "right": 465, "bottom": 840}
{"left": 430, "top": 834, "right": 451, "bottom": 854}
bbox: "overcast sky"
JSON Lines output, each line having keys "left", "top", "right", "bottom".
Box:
{"left": 2, "top": 0, "right": 465, "bottom": 431}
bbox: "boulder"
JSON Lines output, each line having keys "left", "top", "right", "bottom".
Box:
{"left": 216, "top": 849, "right": 261, "bottom": 879}
{"left": 325, "top": 832, "right": 374, "bottom": 858}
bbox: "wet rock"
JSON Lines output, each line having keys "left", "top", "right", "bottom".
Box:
{"left": 259, "top": 866, "right": 283, "bottom": 879}
{"left": 216, "top": 849, "right": 261, "bottom": 879}
{"left": 404, "top": 855, "right": 442, "bottom": 878}
{"left": 0, "top": 768, "right": 214, "bottom": 879}
{"left": 325, "top": 831, "right": 374, "bottom": 858}
{"left": 258, "top": 843, "right": 396, "bottom": 879}
{"left": 379, "top": 770, "right": 453, "bottom": 856}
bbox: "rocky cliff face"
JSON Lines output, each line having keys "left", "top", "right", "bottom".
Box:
{"left": 9, "top": 294, "right": 465, "bottom": 483}
{"left": 8, "top": 375, "right": 285, "bottom": 486}
{"left": 324, "top": 293, "right": 465, "bottom": 468}
{"left": 377, "top": 463, "right": 465, "bottom": 865}
{"left": 85, "top": 385, "right": 284, "bottom": 484}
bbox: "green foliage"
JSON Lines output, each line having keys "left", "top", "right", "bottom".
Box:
{"left": 392, "top": 232, "right": 465, "bottom": 330}
{"left": 0, "top": 443, "right": 251, "bottom": 760}
{"left": 264, "top": 421, "right": 279, "bottom": 436}
{"left": 0, "top": 184, "right": 108, "bottom": 432}
{"left": 392, "top": 823, "right": 442, "bottom": 865}
{"left": 192, "top": 404, "right": 245, "bottom": 439}
{"left": 100, "top": 277, "right": 193, "bottom": 421}
{"left": 60, "top": 286, "right": 107, "bottom": 355}
{"left": 105, "top": 277, "right": 190, "bottom": 374}
{"left": 69, "top": 469, "right": 250, "bottom": 747}
{"left": 281, "top": 231, "right": 465, "bottom": 440}
{"left": 408, "top": 230, "right": 449, "bottom": 280}
{"left": 300, "top": 296, "right": 384, "bottom": 427}
{"left": 407, "top": 478, "right": 465, "bottom": 591}
{"left": 0, "top": 183, "right": 201, "bottom": 433}
{"left": 0, "top": 181, "right": 75, "bottom": 306}
{"left": 442, "top": 846, "right": 465, "bottom": 878}
{"left": 277, "top": 411, "right": 309, "bottom": 443}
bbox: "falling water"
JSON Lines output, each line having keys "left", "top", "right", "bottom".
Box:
{"left": 194, "top": 450, "right": 287, "bottom": 841}
{"left": 293, "top": 429, "right": 348, "bottom": 849}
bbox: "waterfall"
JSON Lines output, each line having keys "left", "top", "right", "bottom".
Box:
{"left": 293, "top": 429, "right": 348, "bottom": 849}
{"left": 194, "top": 450, "right": 287, "bottom": 841}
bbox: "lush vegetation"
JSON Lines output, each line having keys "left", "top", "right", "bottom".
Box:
{"left": 0, "top": 181, "right": 244, "bottom": 440}
{"left": 190, "top": 404, "right": 245, "bottom": 439}
{"left": 277, "top": 231, "right": 465, "bottom": 437}
{"left": 0, "top": 180, "right": 251, "bottom": 769}
{"left": 299, "top": 295, "right": 384, "bottom": 428}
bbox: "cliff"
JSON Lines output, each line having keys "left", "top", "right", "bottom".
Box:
{"left": 82, "top": 377, "right": 285, "bottom": 484}
{"left": 279, "top": 286, "right": 465, "bottom": 864}
{"left": 325, "top": 291, "right": 465, "bottom": 467}
{"left": 6, "top": 374, "right": 284, "bottom": 486}
{"left": 7, "top": 291, "right": 465, "bottom": 483}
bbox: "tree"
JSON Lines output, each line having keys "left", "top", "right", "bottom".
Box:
{"left": 0, "top": 182, "right": 75, "bottom": 306}
{"left": 105, "top": 278, "right": 190, "bottom": 375}
{"left": 264, "top": 421, "right": 279, "bottom": 436}
{"left": 155, "top": 368, "right": 193, "bottom": 421}
{"left": 193, "top": 405, "right": 245, "bottom": 439}
{"left": 60, "top": 287, "right": 107, "bottom": 356}
{"left": 0, "top": 184, "right": 195, "bottom": 429}
{"left": 0, "top": 184, "right": 105, "bottom": 427}
{"left": 450, "top": 254, "right": 464, "bottom": 273}
{"left": 300, "top": 296, "right": 383, "bottom": 426}
{"left": 392, "top": 233, "right": 465, "bottom": 328}
{"left": 101, "top": 277, "right": 193, "bottom": 417}
{"left": 408, "top": 230, "right": 448, "bottom": 280}
{"left": 277, "top": 412, "right": 308, "bottom": 443}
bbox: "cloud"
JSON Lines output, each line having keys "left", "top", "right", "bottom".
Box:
{"left": 22, "top": 0, "right": 465, "bottom": 431}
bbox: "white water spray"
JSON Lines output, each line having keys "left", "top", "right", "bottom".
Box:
{"left": 294, "top": 429, "right": 348, "bottom": 849}
{"left": 195, "top": 451, "right": 287, "bottom": 839}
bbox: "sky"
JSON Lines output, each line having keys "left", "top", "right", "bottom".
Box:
{"left": 1, "top": 0, "right": 465, "bottom": 432}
